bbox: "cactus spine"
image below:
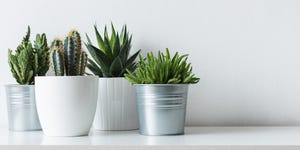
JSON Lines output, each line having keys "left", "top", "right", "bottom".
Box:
{"left": 51, "top": 30, "right": 87, "bottom": 76}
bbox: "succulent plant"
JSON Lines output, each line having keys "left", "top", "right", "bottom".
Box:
{"left": 8, "top": 26, "right": 50, "bottom": 85}
{"left": 50, "top": 30, "right": 87, "bottom": 76}
{"left": 125, "top": 48, "right": 200, "bottom": 84}
{"left": 85, "top": 24, "right": 140, "bottom": 77}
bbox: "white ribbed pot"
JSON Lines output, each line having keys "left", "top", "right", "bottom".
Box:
{"left": 35, "top": 76, "right": 98, "bottom": 136}
{"left": 93, "top": 78, "right": 138, "bottom": 130}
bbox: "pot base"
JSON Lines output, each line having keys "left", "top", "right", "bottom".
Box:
{"left": 139, "top": 132, "right": 184, "bottom": 136}
{"left": 43, "top": 132, "right": 89, "bottom": 137}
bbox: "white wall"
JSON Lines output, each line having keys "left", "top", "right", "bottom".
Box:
{"left": 1, "top": 0, "right": 300, "bottom": 127}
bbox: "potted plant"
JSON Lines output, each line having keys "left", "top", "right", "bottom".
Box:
{"left": 85, "top": 24, "right": 140, "bottom": 130}
{"left": 6, "top": 26, "right": 49, "bottom": 131}
{"left": 35, "top": 30, "right": 98, "bottom": 136}
{"left": 125, "top": 48, "right": 200, "bottom": 136}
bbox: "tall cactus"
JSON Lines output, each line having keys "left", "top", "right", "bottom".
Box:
{"left": 77, "top": 51, "right": 88, "bottom": 75}
{"left": 50, "top": 38, "right": 63, "bottom": 49}
{"left": 51, "top": 30, "right": 87, "bottom": 76}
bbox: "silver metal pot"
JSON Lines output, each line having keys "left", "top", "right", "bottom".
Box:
{"left": 135, "top": 84, "right": 189, "bottom": 136}
{"left": 5, "top": 85, "right": 41, "bottom": 131}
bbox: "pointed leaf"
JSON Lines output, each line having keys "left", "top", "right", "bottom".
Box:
{"left": 87, "top": 59, "right": 103, "bottom": 77}
{"left": 109, "top": 57, "right": 123, "bottom": 76}
{"left": 126, "top": 49, "right": 140, "bottom": 66}
{"left": 86, "top": 33, "right": 92, "bottom": 45}
{"left": 104, "top": 26, "right": 109, "bottom": 42}
{"left": 113, "top": 33, "right": 120, "bottom": 56}
{"left": 94, "top": 25, "right": 106, "bottom": 53}
{"left": 110, "top": 23, "right": 116, "bottom": 48}
{"left": 103, "top": 35, "right": 112, "bottom": 58}
{"left": 85, "top": 43, "right": 111, "bottom": 73}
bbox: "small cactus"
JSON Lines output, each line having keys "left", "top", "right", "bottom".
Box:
{"left": 50, "top": 38, "right": 63, "bottom": 50}
{"left": 51, "top": 30, "right": 87, "bottom": 76}
{"left": 51, "top": 46, "right": 64, "bottom": 76}
{"left": 77, "top": 51, "right": 88, "bottom": 75}
{"left": 8, "top": 26, "right": 50, "bottom": 85}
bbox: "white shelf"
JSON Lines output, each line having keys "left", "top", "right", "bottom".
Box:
{"left": 1, "top": 127, "right": 300, "bottom": 149}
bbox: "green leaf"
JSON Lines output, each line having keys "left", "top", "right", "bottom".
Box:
{"left": 27, "top": 70, "right": 34, "bottom": 84}
{"left": 113, "top": 33, "right": 120, "bottom": 56}
{"left": 126, "top": 49, "right": 140, "bottom": 67}
{"left": 110, "top": 23, "right": 116, "bottom": 49}
{"left": 104, "top": 26, "right": 109, "bottom": 42}
{"left": 87, "top": 58, "right": 103, "bottom": 77}
{"left": 33, "top": 53, "right": 38, "bottom": 75}
{"left": 103, "top": 35, "right": 112, "bottom": 58}
{"left": 94, "top": 25, "right": 106, "bottom": 53}
{"left": 86, "top": 33, "right": 92, "bottom": 45}
{"left": 85, "top": 43, "right": 111, "bottom": 73}
{"left": 120, "top": 25, "right": 127, "bottom": 45}
{"left": 109, "top": 56, "right": 123, "bottom": 76}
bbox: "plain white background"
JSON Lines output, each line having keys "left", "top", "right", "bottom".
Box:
{"left": 0, "top": 0, "right": 300, "bottom": 128}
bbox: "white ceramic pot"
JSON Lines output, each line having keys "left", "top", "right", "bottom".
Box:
{"left": 35, "top": 76, "right": 98, "bottom": 136}
{"left": 93, "top": 78, "right": 138, "bottom": 130}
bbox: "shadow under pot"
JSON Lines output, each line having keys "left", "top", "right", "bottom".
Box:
{"left": 135, "top": 84, "right": 189, "bottom": 136}
{"left": 5, "top": 84, "right": 41, "bottom": 131}
{"left": 35, "top": 76, "right": 98, "bottom": 137}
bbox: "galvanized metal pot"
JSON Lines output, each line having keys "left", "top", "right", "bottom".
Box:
{"left": 135, "top": 84, "right": 189, "bottom": 136}
{"left": 5, "top": 85, "right": 41, "bottom": 131}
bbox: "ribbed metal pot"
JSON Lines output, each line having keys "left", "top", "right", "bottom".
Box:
{"left": 135, "top": 84, "right": 189, "bottom": 136}
{"left": 5, "top": 85, "right": 41, "bottom": 131}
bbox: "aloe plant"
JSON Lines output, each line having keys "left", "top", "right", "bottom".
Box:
{"left": 8, "top": 26, "right": 50, "bottom": 85}
{"left": 85, "top": 24, "right": 140, "bottom": 77}
{"left": 50, "top": 30, "right": 87, "bottom": 76}
{"left": 125, "top": 48, "right": 200, "bottom": 84}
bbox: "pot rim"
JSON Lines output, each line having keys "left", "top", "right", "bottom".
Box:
{"left": 5, "top": 84, "right": 34, "bottom": 87}
{"left": 98, "top": 77, "right": 125, "bottom": 79}
{"left": 134, "top": 84, "right": 189, "bottom": 86}
{"left": 35, "top": 76, "right": 98, "bottom": 79}
{"left": 98, "top": 77, "right": 127, "bottom": 81}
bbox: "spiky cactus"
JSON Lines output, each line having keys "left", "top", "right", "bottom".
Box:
{"left": 51, "top": 30, "right": 87, "bottom": 76}
{"left": 8, "top": 26, "right": 50, "bottom": 85}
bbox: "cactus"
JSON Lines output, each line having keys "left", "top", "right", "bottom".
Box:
{"left": 77, "top": 51, "right": 88, "bottom": 75}
{"left": 51, "top": 30, "right": 87, "bottom": 76}
{"left": 51, "top": 46, "right": 65, "bottom": 76}
{"left": 8, "top": 26, "right": 50, "bottom": 85}
{"left": 34, "top": 33, "right": 50, "bottom": 76}
{"left": 50, "top": 38, "right": 63, "bottom": 49}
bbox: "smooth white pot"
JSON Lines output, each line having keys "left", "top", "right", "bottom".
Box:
{"left": 35, "top": 76, "right": 98, "bottom": 136}
{"left": 93, "top": 78, "right": 138, "bottom": 130}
